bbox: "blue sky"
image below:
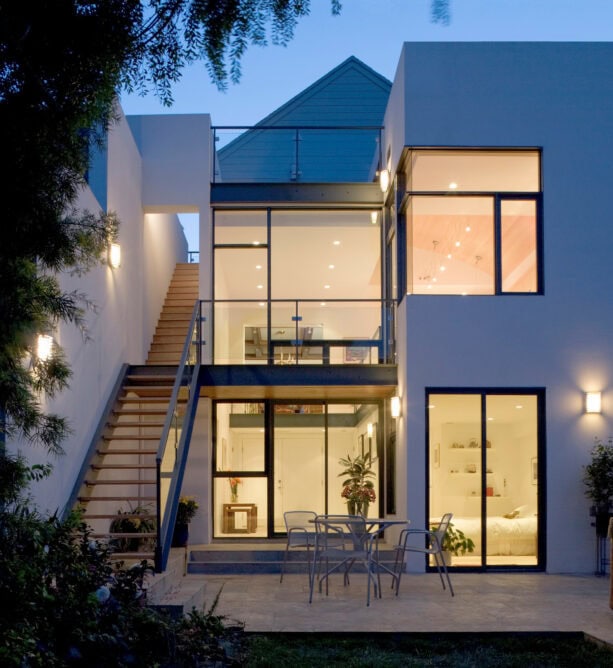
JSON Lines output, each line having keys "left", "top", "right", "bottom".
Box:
{"left": 120, "top": 0, "right": 613, "bottom": 125}
{"left": 119, "top": 0, "right": 613, "bottom": 250}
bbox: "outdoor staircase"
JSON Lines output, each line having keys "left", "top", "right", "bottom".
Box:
{"left": 74, "top": 262, "right": 199, "bottom": 563}
{"left": 147, "top": 262, "right": 199, "bottom": 365}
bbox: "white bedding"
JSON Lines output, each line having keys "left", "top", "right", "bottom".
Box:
{"left": 446, "top": 515, "right": 538, "bottom": 556}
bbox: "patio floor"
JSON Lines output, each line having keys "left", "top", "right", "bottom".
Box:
{"left": 193, "top": 571, "right": 613, "bottom": 644}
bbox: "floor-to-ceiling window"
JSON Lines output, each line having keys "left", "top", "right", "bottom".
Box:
{"left": 212, "top": 400, "right": 382, "bottom": 538}
{"left": 428, "top": 390, "right": 543, "bottom": 569}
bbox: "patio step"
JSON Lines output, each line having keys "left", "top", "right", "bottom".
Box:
{"left": 187, "top": 546, "right": 399, "bottom": 575}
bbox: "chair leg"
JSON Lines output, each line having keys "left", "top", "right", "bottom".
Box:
{"left": 393, "top": 549, "right": 406, "bottom": 596}
{"left": 280, "top": 542, "right": 290, "bottom": 583}
{"left": 437, "top": 551, "right": 454, "bottom": 597}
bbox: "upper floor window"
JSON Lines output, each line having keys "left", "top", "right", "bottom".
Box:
{"left": 405, "top": 149, "right": 542, "bottom": 296}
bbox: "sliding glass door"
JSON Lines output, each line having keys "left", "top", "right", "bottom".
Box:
{"left": 428, "top": 390, "right": 542, "bottom": 569}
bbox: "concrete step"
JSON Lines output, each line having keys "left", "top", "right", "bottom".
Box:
{"left": 187, "top": 547, "right": 399, "bottom": 575}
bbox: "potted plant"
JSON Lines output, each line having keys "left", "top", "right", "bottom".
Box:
{"left": 338, "top": 452, "right": 376, "bottom": 516}
{"left": 583, "top": 437, "right": 613, "bottom": 537}
{"left": 109, "top": 503, "right": 156, "bottom": 553}
{"left": 172, "top": 495, "right": 199, "bottom": 547}
{"left": 432, "top": 521, "right": 475, "bottom": 566}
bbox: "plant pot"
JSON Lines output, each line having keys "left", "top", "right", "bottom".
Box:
{"left": 347, "top": 501, "right": 357, "bottom": 515}
{"left": 593, "top": 512, "right": 611, "bottom": 538}
{"left": 172, "top": 522, "right": 189, "bottom": 547}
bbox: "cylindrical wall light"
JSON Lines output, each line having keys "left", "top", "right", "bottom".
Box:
{"left": 585, "top": 391, "right": 602, "bottom": 414}
{"left": 109, "top": 242, "right": 121, "bottom": 268}
{"left": 379, "top": 168, "right": 390, "bottom": 193}
{"left": 391, "top": 395, "right": 401, "bottom": 418}
{"left": 36, "top": 334, "right": 54, "bottom": 361}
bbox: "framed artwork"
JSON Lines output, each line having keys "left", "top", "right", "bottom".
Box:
{"left": 531, "top": 457, "right": 538, "bottom": 485}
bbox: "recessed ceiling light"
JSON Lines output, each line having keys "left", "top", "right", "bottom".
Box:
{"left": 455, "top": 241, "right": 461, "bottom": 247}
{"left": 324, "top": 284, "right": 331, "bottom": 289}
{"left": 439, "top": 266, "right": 446, "bottom": 272}
{"left": 515, "top": 404, "right": 523, "bottom": 409}
{"left": 333, "top": 240, "right": 340, "bottom": 246}
{"left": 449, "top": 182, "right": 458, "bottom": 189}
{"left": 255, "top": 264, "right": 262, "bottom": 270}
{"left": 328, "top": 264, "right": 335, "bottom": 269}
{"left": 428, "top": 404, "right": 436, "bottom": 409}
{"left": 257, "top": 284, "right": 264, "bottom": 289}
{"left": 320, "top": 302, "right": 326, "bottom": 306}
{"left": 487, "top": 417, "right": 494, "bottom": 421}
{"left": 258, "top": 302, "right": 265, "bottom": 306}
{"left": 465, "top": 226, "right": 471, "bottom": 232}
{"left": 447, "top": 254, "right": 452, "bottom": 259}
{"left": 252, "top": 241, "right": 260, "bottom": 246}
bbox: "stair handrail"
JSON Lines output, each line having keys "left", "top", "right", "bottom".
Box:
{"left": 155, "top": 300, "right": 202, "bottom": 572}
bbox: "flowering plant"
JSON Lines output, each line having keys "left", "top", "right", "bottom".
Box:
{"left": 228, "top": 477, "right": 242, "bottom": 499}
{"left": 176, "top": 496, "right": 198, "bottom": 524}
{"left": 341, "top": 485, "right": 376, "bottom": 503}
{"left": 339, "top": 452, "right": 376, "bottom": 514}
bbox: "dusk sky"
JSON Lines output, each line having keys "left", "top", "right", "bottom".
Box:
{"left": 119, "top": 0, "right": 613, "bottom": 250}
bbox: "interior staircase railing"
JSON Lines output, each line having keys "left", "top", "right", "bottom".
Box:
{"left": 155, "top": 300, "right": 202, "bottom": 572}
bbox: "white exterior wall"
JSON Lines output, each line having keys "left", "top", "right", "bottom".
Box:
{"left": 21, "top": 110, "right": 188, "bottom": 513}
{"left": 385, "top": 43, "right": 613, "bottom": 573}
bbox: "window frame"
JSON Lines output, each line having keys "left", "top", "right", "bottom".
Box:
{"left": 400, "top": 148, "right": 543, "bottom": 298}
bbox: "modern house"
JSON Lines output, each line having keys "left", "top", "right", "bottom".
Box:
{"left": 17, "top": 42, "right": 613, "bottom": 576}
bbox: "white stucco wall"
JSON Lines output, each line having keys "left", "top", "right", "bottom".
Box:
{"left": 19, "top": 109, "right": 188, "bottom": 513}
{"left": 386, "top": 42, "right": 613, "bottom": 573}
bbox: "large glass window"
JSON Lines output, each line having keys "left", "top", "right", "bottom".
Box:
{"left": 405, "top": 150, "right": 541, "bottom": 296}
{"left": 428, "top": 391, "right": 541, "bottom": 569}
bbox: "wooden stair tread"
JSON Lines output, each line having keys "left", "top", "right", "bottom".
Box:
{"left": 102, "top": 435, "right": 160, "bottom": 441}
{"left": 85, "top": 479, "right": 156, "bottom": 485}
{"left": 80, "top": 514, "right": 155, "bottom": 519}
{"left": 97, "top": 449, "right": 158, "bottom": 455}
{"left": 78, "top": 496, "right": 157, "bottom": 502}
{"left": 92, "top": 464, "right": 157, "bottom": 470}
{"left": 92, "top": 532, "right": 157, "bottom": 539}
{"left": 108, "top": 421, "right": 165, "bottom": 428}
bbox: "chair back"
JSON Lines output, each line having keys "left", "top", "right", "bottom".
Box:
{"left": 284, "top": 510, "right": 317, "bottom": 532}
{"left": 314, "top": 514, "right": 369, "bottom": 553}
{"left": 431, "top": 512, "right": 453, "bottom": 550}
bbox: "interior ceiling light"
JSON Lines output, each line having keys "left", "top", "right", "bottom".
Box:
{"left": 439, "top": 266, "right": 446, "bottom": 272}
{"left": 455, "top": 241, "right": 461, "bottom": 247}
{"left": 324, "top": 284, "right": 331, "bottom": 289}
{"left": 333, "top": 240, "right": 341, "bottom": 246}
{"left": 465, "top": 226, "right": 471, "bottom": 232}
{"left": 320, "top": 302, "right": 326, "bottom": 306}
{"left": 447, "top": 254, "right": 452, "bottom": 259}
{"left": 449, "top": 182, "right": 458, "bottom": 189}
{"left": 252, "top": 241, "right": 260, "bottom": 246}
{"left": 255, "top": 264, "right": 262, "bottom": 269}
{"left": 256, "top": 284, "right": 264, "bottom": 289}
{"left": 328, "top": 264, "right": 335, "bottom": 269}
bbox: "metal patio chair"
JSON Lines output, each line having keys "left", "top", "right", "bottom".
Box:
{"left": 392, "top": 512, "right": 455, "bottom": 597}
{"left": 280, "top": 510, "right": 317, "bottom": 583}
{"left": 309, "top": 514, "right": 380, "bottom": 606}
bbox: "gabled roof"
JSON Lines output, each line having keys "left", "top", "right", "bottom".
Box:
{"left": 217, "top": 57, "right": 391, "bottom": 183}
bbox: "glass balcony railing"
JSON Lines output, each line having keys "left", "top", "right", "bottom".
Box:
{"left": 204, "top": 299, "right": 395, "bottom": 366}
{"left": 212, "top": 126, "right": 384, "bottom": 184}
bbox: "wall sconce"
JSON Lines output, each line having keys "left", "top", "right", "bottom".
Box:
{"left": 585, "top": 391, "right": 602, "bottom": 414}
{"left": 370, "top": 211, "right": 379, "bottom": 225}
{"left": 109, "top": 242, "right": 121, "bottom": 268}
{"left": 391, "top": 396, "right": 401, "bottom": 418}
{"left": 367, "top": 423, "right": 373, "bottom": 437}
{"left": 36, "top": 334, "right": 54, "bottom": 362}
{"left": 379, "top": 168, "right": 390, "bottom": 193}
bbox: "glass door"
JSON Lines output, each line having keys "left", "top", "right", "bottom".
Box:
{"left": 428, "top": 391, "right": 541, "bottom": 569}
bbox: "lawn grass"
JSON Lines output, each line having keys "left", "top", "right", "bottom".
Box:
{"left": 244, "top": 632, "right": 613, "bottom": 667}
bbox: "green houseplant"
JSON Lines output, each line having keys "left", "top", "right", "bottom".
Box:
{"left": 583, "top": 437, "right": 613, "bottom": 536}
{"left": 339, "top": 452, "right": 376, "bottom": 516}
{"left": 431, "top": 521, "right": 475, "bottom": 565}
{"left": 173, "top": 495, "right": 199, "bottom": 547}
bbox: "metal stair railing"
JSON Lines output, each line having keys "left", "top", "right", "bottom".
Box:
{"left": 155, "top": 300, "right": 202, "bottom": 572}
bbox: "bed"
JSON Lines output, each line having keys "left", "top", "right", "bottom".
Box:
{"left": 445, "top": 513, "right": 538, "bottom": 556}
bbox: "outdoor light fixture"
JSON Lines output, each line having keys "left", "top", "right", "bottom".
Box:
{"left": 379, "top": 168, "right": 390, "bottom": 193}
{"left": 585, "top": 391, "right": 602, "bottom": 414}
{"left": 37, "top": 334, "right": 53, "bottom": 362}
{"left": 391, "top": 395, "right": 401, "bottom": 418}
{"left": 109, "top": 242, "right": 121, "bottom": 268}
